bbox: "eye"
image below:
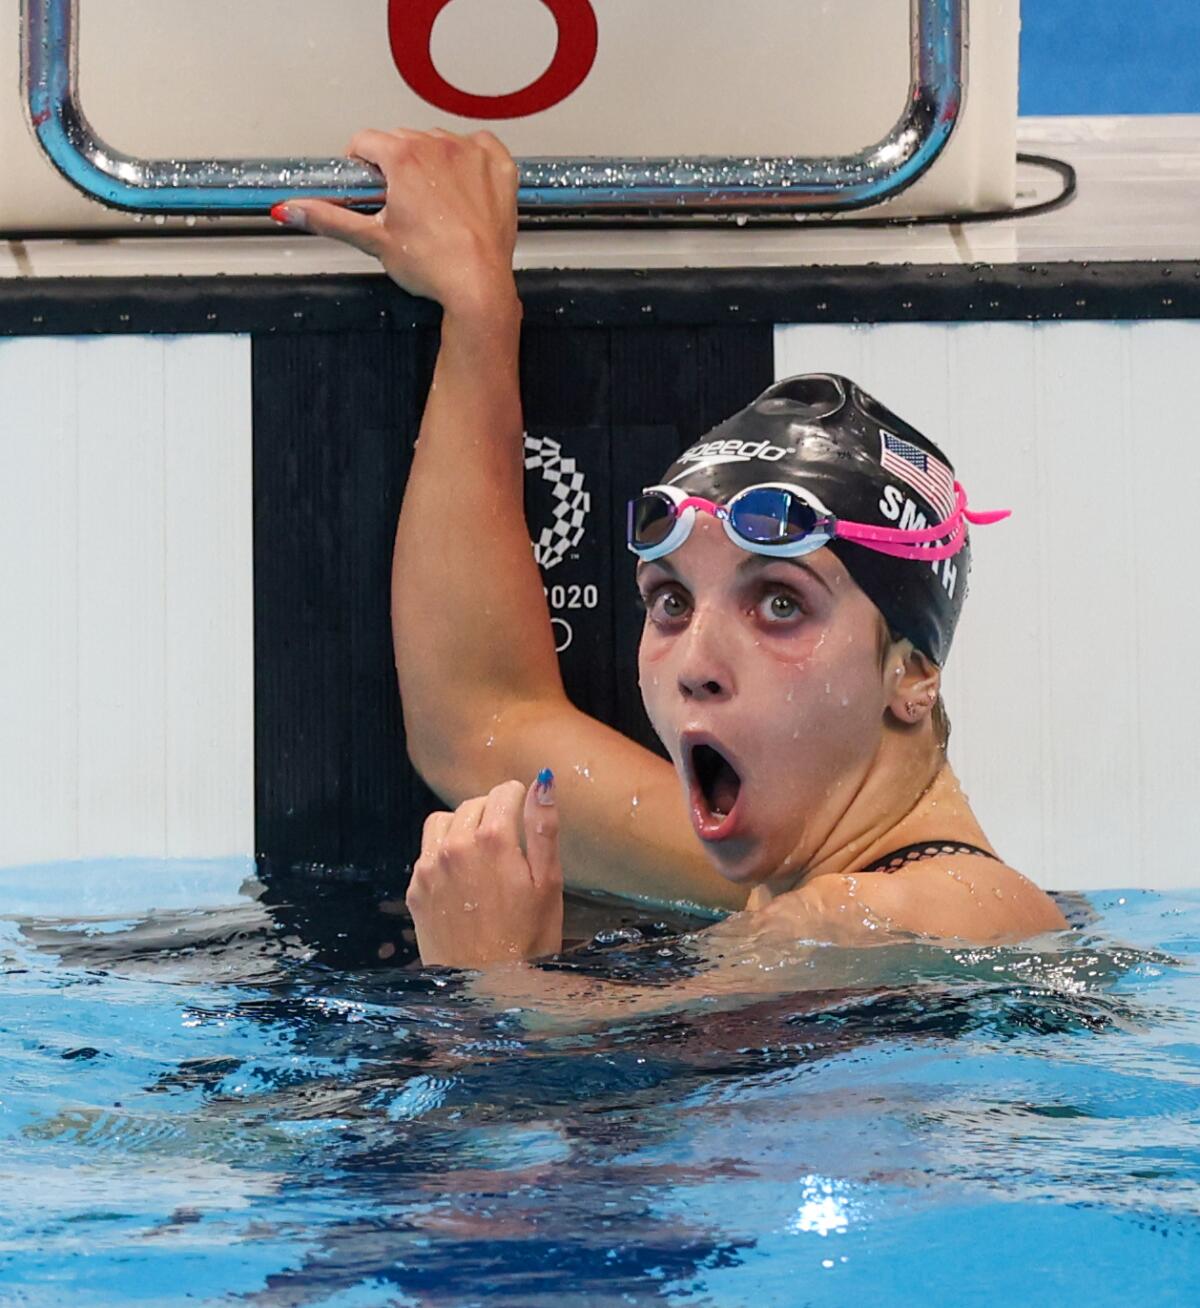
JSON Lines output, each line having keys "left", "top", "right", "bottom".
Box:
{"left": 756, "top": 587, "right": 806, "bottom": 624}
{"left": 641, "top": 586, "right": 691, "bottom": 626}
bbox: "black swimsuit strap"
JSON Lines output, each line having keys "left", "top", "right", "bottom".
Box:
{"left": 859, "top": 841, "right": 1000, "bottom": 875}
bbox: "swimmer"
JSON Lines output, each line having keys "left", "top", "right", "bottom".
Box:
{"left": 273, "top": 128, "right": 1068, "bottom": 980}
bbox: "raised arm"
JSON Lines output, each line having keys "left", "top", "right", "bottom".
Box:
{"left": 275, "top": 129, "right": 742, "bottom": 913}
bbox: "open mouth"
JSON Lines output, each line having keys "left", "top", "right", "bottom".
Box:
{"left": 692, "top": 742, "right": 743, "bottom": 823}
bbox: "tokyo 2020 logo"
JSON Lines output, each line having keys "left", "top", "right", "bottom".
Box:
{"left": 522, "top": 433, "right": 590, "bottom": 572}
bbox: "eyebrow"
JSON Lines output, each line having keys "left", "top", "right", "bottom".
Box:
{"left": 635, "top": 558, "right": 678, "bottom": 584}
{"left": 737, "top": 553, "right": 834, "bottom": 595}
{"left": 636, "top": 554, "right": 833, "bottom": 595}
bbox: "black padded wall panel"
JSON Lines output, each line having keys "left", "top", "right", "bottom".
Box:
{"left": 7, "top": 263, "right": 1198, "bottom": 338}
{"left": 251, "top": 321, "right": 774, "bottom": 876}
{"left": 252, "top": 330, "right": 441, "bottom": 877}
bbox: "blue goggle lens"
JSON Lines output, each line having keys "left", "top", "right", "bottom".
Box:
{"left": 729, "top": 488, "right": 819, "bottom": 543}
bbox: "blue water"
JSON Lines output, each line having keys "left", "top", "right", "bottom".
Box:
{"left": 1021, "top": 2, "right": 1200, "bottom": 116}
{"left": 2, "top": 861, "right": 1199, "bottom": 1306}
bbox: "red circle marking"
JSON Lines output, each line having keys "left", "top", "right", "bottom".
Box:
{"left": 389, "top": 0, "right": 598, "bottom": 119}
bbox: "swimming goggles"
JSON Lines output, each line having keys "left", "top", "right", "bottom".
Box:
{"left": 627, "top": 482, "right": 1010, "bottom": 564}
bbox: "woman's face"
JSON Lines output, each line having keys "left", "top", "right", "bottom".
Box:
{"left": 637, "top": 516, "right": 898, "bottom": 888}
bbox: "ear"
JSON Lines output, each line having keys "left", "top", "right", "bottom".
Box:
{"left": 884, "top": 642, "right": 942, "bottom": 726}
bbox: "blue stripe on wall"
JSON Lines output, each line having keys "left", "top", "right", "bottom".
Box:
{"left": 1021, "top": 1, "right": 1200, "bottom": 115}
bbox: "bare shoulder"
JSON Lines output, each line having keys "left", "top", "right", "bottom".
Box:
{"left": 763, "top": 855, "right": 1069, "bottom": 946}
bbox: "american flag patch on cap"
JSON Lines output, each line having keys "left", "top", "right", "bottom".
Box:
{"left": 879, "top": 431, "right": 956, "bottom": 521}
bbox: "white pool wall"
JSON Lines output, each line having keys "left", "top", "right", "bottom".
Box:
{"left": 0, "top": 335, "right": 255, "bottom": 866}
{"left": 777, "top": 320, "right": 1200, "bottom": 892}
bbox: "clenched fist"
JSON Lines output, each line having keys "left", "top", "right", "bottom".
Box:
{"left": 407, "top": 772, "right": 563, "bottom": 968}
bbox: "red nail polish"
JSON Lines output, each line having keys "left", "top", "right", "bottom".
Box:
{"left": 269, "top": 203, "right": 290, "bottom": 226}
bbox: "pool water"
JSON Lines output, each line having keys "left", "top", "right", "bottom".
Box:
{"left": 2, "top": 861, "right": 1198, "bottom": 1307}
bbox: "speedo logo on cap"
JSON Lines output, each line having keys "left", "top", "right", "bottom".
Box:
{"left": 674, "top": 438, "right": 789, "bottom": 467}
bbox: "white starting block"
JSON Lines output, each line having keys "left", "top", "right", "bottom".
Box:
{"left": 5, "top": 0, "right": 1017, "bottom": 232}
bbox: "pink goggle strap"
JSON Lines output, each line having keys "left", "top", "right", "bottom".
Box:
{"left": 664, "top": 486, "right": 1010, "bottom": 564}
{"left": 676, "top": 496, "right": 722, "bottom": 515}
{"left": 835, "top": 484, "right": 1011, "bottom": 562}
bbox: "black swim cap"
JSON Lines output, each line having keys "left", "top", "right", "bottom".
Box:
{"left": 658, "top": 374, "right": 969, "bottom": 664}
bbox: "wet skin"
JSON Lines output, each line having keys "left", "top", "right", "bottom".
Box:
{"left": 275, "top": 126, "right": 1069, "bottom": 964}
{"left": 637, "top": 516, "right": 944, "bottom": 896}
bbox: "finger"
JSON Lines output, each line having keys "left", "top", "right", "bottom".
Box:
{"left": 477, "top": 779, "right": 527, "bottom": 849}
{"left": 523, "top": 768, "right": 561, "bottom": 889}
{"left": 468, "top": 130, "right": 517, "bottom": 182}
{"left": 420, "top": 810, "right": 453, "bottom": 860}
{"left": 345, "top": 127, "right": 422, "bottom": 170}
{"left": 448, "top": 795, "right": 488, "bottom": 840}
{"left": 469, "top": 129, "right": 510, "bottom": 159}
{"left": 270, "top": 198, "right": 384, "bottom": 251}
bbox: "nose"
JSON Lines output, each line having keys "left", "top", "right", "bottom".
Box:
{"left": 679, "top": 674, "right": 726, "bottom": 701}
{"left": 675, "top": 611, "right": 734, "bottom": 702}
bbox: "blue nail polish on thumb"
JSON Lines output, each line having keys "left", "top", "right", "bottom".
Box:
{"left": 535, "top": 767, "right": 556, "bottom": 806}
